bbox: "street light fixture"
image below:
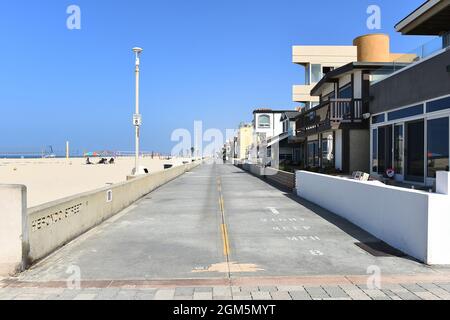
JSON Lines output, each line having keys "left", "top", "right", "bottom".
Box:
{"left": 132, "top": 47, "right": 143, "bottom": 175}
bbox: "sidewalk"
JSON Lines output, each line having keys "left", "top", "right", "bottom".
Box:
{"left": 2, "top": 275, "right": 450, "bottom": 300}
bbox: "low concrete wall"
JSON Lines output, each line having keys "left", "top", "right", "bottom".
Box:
{"left": 296, "top": 170, "right": 450, "bottom": 264}
{"left": 0, "top": 185, "right": 28, "bottom": 276}
{"left": 0, "top": 161, "right": 201, "bottom": 271}
{"left": 264, "top": 167, "right": 295, "bottom": 190}
{"left": 239, "top": 163, "right": 295, "bottom": 191}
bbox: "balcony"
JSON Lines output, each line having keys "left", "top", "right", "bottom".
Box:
{"left": 371, "top": 36, "right": 449, "bottom": 84}
{"left": 293, "top": 85, "right": 320, "bottom": 103}
{"left": 296, "top": 98, "right": 364, "bottom": 138}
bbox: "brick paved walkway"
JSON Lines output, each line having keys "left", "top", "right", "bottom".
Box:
{"left": 2, "top": 276, "right": 450, "bottom": 300}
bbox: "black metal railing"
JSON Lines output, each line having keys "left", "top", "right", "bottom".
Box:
{"left": 296, "top": 98, "right": 363, "bottom": 137}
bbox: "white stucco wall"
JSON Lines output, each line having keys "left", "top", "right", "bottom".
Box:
{"left": 296, "top": 171, "right": 450, "bottom": 264}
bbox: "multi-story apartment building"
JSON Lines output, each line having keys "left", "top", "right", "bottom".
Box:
{"left": 292, "top": 46, "right": 357, "bottom": 110}
{"left": 369, "top": 0, "right": 450, "bottom": 186}
{"left": 236, "top": 123, "right": 253, "bottom": 160}
{"left": 250, "top": 109, "right": 291, "bottom": 165}
{"left": 267, "top": 111, "right": 300, "bottom": 169}
{"left": 293, "top": 34, "right": 413, "bottom": 174}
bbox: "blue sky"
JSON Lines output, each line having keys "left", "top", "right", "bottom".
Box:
{"left": 0, "top": 0, "right": 430, "bottom": 154}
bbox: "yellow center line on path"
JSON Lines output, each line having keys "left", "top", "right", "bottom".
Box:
{"left": 221, "top": 222, "right": 230, "bottom": 257}
{"left": 217, "top": 176, "right": 230, "bottom": 258}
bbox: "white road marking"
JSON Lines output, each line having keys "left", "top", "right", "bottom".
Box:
{"left": 309, "top": 250, "right": 324, "bottom": 256}
{"left": 287, "top": 236, "right": 321, "bottom": 241}
{"left": 267, "top": 207, "right": 280, "bottom": 215}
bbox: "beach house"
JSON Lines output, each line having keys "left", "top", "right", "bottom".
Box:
{"left": 292, "top": 34, "right": 415, "bottom": 174}
{"left": 369, "top": 0, "right": 450, "bottom": 186}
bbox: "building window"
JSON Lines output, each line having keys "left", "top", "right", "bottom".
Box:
{"left": 394, "top": 125, "right": 404, "bottom": 175}
{"left": 311, "top": 64, "right": 322, "bottom": 83}
{"left": 322, "top": 66, "right": 334, "bottom": 74}
{"left": 321, "top": 133, "right": 334, "bottom": 168}
{"left": 258, "top": 115, "right": 271, "bottom": 128}
{"left": 372, "top": 114, "right": 385, "bottom": 125}
{"left": 443, "top": 31, "right": 450, "bottom": 48}
{"left": 426, "top": 96, "right": 450, "bottom": 113}
{"left": 283, "top": 120, "right": 289, "bottom": 133}
{"left": 307, "top": 140, "right": 319, "bottom": 167}
{"left": 372, "top": 128, "right": 378, "bottom": 173}
{"left": 339, "top": 84, "right": 352, "bottom": 99}
{"left": 305, "top": 65, "right": 311, "bottom": 85}
{"left": 323, "top": 91, "right": 335, "bottom": 102}
{"left": 427, "top": 117, "right": 449, "bottom": 178}
{"left": 387, "top": 104, "right": 423, "bottom": 121}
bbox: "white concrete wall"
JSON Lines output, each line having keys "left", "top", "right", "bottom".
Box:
{"left": 0, "top": 185, "right": 28, "bottom": 276}
{"left": 296, "top": 171, "right": 450, "bottom": 264}
{"left": 4, "top": 161, "right": 201, "bottom": 268}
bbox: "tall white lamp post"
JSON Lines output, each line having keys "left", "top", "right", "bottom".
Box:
{"left": 132, "top": 47, "right": 143, "bottom": 175}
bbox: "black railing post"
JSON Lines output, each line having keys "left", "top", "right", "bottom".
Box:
{"left": 350, "top": 99, "right": 355, "bottom": 122}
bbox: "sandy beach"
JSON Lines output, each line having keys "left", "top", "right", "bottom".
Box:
{"left": 0, "top": 157, "right": 192, "bottom": 208}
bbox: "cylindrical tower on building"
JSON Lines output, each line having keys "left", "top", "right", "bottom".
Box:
{"left": 353, "top": 34, "right": 390, "bottom": 62}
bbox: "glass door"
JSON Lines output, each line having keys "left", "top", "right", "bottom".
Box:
{"left": 405, "top": 120, "right": 425, "bottom": 182}
{"left": 427, "top": 117, "right": 449, "bottom": 179}
{"left": 377, "top": 125, "right": 392, "bottom": 175}
{"left": 394, "top": 124, "right": 404, "bottom": 178}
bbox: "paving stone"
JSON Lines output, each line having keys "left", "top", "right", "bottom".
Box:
{"left": 270, "top": 291, "right": 292, "bottom": 300}
{"left": 277, "top": 286, "right": 305, "bottom": 292}
{"left": 56, "top": 289, "right": 82, "bottom": 300}
{"left": 289, "top": 291, "right": 311, "bottom": 300}
{"left": 154, "top": 289, "right": 176, "bottom": 300}
{"left": 401, "top": 284, "right": 428, "bottom": 292}
{"left": 422, "top": 288, "right": 450, "bottom": 299}
{"left": 417, "top": 283, "right": 440, "bottom": 290}
{"left": 305, "top": 287, "right": 329, "bottom": 299}
{"left": 14, "top": 294, "right": 44, "bottom": 300}
{"left": 173, "top": 295, "right": 193, "bottom": 300}
{"left": 193, "top": 292, "right": 213, "bottom": 300}
{"left": 233, "top": 290, "right": 253, "bottom": 296}
{"left": 175, "top": 287, "right": 195, "bottom": 296}
{"left": 134, "top": 289, "right": 156, "bottom": 300}
{"left": 115, "top": 290, "right": 138, "bottom": 300}
{"left": 258, "top": 286, "right": 277, "bottom": 292}
{"left": 251, "top": 291, "right": 272, "bottom": 300}
{"left": 435, "top": 283, "right": 450, "bottom": 293}
{"left": 390, "top": 291, "right": 420, "bottom": 300}
{"left": 363, "top": 289, "right": 388, "bottom": 299}
{"left": 213, "top": 287, "right": 232, "bottom": 297}
{"left": 231, "top": 286, "right": 241, "bottom": 293}
{"left": 94, "top": 288, "right": 120, "bottom": 300}
{"left": 413, "top": 291, "right": 440, "bottom": 300}
{"left": 134, "top": 292, "right": 156, "bottom": 300}
{"left": 233, "top": 295, "right": 252, "bottom": 300}
{"left": 0, "top": 291, "right": 19, "bottom": 300}
{"left": 381, "top": 289, "right": 399, "bottom": 297}
{"left": 240, "top": 286, "right": 259, "bottom": 293}
{"left": 322, "top": 286, "right": 349, "bottom": 298}
{"left": 380, "top": 284, "right": 404, "bottom": 291}
{"left": 73, "top": 293, "right": 97, "bottom": 300}
{"left": 213, "top": 296, "right": 233, "bottom": 300}
{"left": 194, "top": 287, "right": 213, "bottom": 293}
{"left": 341, "top": 290, "right": 371, "bottom": 300}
